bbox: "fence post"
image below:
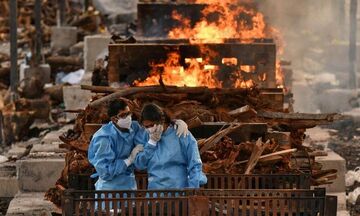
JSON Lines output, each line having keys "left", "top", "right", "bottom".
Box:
{"left": 325, "top": 195, "right": 338, "bottom": 216}
{"left": 62, "top": 189, "right": 75, "bottom": 216}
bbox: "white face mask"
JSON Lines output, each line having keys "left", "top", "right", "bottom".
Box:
{"left": 116, "top": 115, "right": 132, "bottom": 129}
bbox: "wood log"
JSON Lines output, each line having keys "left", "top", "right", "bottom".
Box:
{"left": 234, "top": 149, "right": 297, "bottom": 165}
{"left": 89, "top": 85, "right": 254, "bottom": 108}
{"left": 0, "top": 67, "right": 10, "bottom": 79}
{"left": 187, "top": 116, "right": 203, "bottom": 129}
{"left": 83, "top": 123, "right": 102, "bottom": 142}
{"left": 244, "top": 138, "right": 270, "bottom": 174}
{"left": 308, "top": 151, "right": 328, "bottom": 157}
{"left": 44, "top": 84, "right": 66, "bottom": 104}
{"left": 257, "top": 111, "right": 342, "bottom": 121}
{"left": 133, "top": 93, "right": 189, "bottom": 102}
{"left": 18, "top": 77, "right": 44, "bottom": 99}
{"left": 47, "top": 56, "right": 83, "bottom": 66}
{"left": 228, "top": 105, "right": 257, "bottom": 120}
{"left": 265, "top": 132, "right": 291, "bottom": 149}
{"left": 81, "top": 84, "right": 118, "bottom": 93}
{"left": 13, "top": 98, "right": 51, "bottom": 119}
{"left": 199, "top": 123, "right": 244, "bottom": 154}
{"left": 2, "top": 111, "right": 34, "bottom": 144}
{"left": 0, "top": 52, "right": 9, "bottom": 62}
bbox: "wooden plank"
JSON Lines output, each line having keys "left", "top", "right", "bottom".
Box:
{"left": 257, "top": 111, "right": 342, "bottom": 121}
{"left": 108, "top": 42, "right": 276, "bottom": 87}
{"left": 109, "top": 43, "right": 275, "bottom": 66}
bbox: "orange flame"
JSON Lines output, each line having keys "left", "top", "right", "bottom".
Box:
{"left": 169, "top": 2, "right": 268, "bottom": 44}
{"left": 135, "top": 0, "right": 285, "bottom": 88}
{"left": 134, "top": 52, "right": 222, "bottom": 88}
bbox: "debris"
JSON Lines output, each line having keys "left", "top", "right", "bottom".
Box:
{"left": 199, "top": 123, "right": 243, "bottom": 153}
{"left": 348, "top": 187, "right": 360, "bottom": 205}
{"left": 346, "top": 167, "right": 360, "bottom": 187}
{"left": 59, "top": 69, "right": 85, "bottom": 85}
{"left": 0, "top": 155, "right": 7, "bottom": 164}
{"left": 244, "top": 138, "right": 270, "bottom": 174}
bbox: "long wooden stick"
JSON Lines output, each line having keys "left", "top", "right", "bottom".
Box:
{"left": 199, "top": 123, "right": 244, "bottom": 154}
{"left": 244, "top": 138, "right": 270, "bottom": 174}
{"left": 81, "top": 84, "right": 118, "bottom": 93}
{"left": 234, "top": 148, "right": 297, "bottom": 166}
{"left": 88, "top": 85, "right": 252, "bottom": 108}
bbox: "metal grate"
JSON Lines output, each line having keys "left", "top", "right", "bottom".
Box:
{"left": 68, "top": 173, "right": 311, "bottom": 191}
{"left": 62, "top": 188, "right": 332, "bottom": 216}
{"left": 203, "top": 174, "right": 311, "bottom": 190}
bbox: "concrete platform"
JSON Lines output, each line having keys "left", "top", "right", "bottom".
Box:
{"left": 63, "top": 85, "right": 93, "bottom": 121}
{"left": 6, "top": 192, "right": 60, "bottom": 216}
{"left": 316, "top": 150, "right": 346, "bottom": 193}
{"left": 30, "top": 125, "right": 73, "bottom": 155}
{"left": 0, "top": 177, "right": 18, "bottom": 198}
{"left": 0, "top": 163, "right": 18, "bottom": 198}
{"left": 336, "top": 210, "right": 350, "bottom": 216}
{"left": 17, "top": 158, "right": 65, "bottom": 192}
{"left": 51, "top": 26, "right": 78, "bottom": 50}
{"left": 19, "top": 64, "right": 51, "bottom": 86}
{"left": 41, "top": 125, "right": 73, "bottom": 145}
{"left": 84, "top": 34, "right": 111, "bottom": 73}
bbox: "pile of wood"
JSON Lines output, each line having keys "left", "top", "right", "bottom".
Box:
{"left": 0, "top": 0, "right": 100, "bottom": 43}
{"left": 45, "top": 85, "right": 341, "bottom": 206}
{"left": 0, "top": 1, "right": 104, "bottom": 142}
{"left": 0, "top": 0, "right": 101, "bottom": 88}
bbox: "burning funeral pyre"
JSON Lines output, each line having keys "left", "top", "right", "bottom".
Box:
{"left": 46, "top": 0, "right": 340, "bottom": 206}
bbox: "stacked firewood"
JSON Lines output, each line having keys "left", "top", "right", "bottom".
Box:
{"left": 0, "top": 0, "right": 100, "bottom": 93}
{"left": 45, "top": 85, "right": 341, "bottom": 206}
{"left": 0, "top": 1, "right": 104, "bottom": 143}
{"left": 0, "top": 0, "right": 101, "bottom": 43}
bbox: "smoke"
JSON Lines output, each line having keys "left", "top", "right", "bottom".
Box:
{"left": 258, "top": 0, "right": 354, "bottom": 113}
{"left": 259, "top": 0, "right": 346, "bottom": 66}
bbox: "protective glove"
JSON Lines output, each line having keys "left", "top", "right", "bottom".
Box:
{"left": 174, "top": 119, "right": 189, "bottom": 138}
{"left": 125, "top": 144, "right": 144, "bottom": 166}
{"left": 149, "top": 124, "right": 163, "bottom": 144}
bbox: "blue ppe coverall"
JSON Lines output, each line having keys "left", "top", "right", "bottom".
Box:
{"left": 88, "top": 121, "right": 143, "bottom": 191}
{"left": 134, "top": 126, "right": 207, "bottom": 189}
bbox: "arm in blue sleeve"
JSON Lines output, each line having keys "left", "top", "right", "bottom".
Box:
{"left": 184, "top": 134, "right": 207, "bottom": 188}
{"left": 88, "top": 136, "right": 128, "bottom": 181}
{"left": 133, "top": 142, "right": 157, "bottom": 171}
{"left": 133, "top": 126, "right": 156, "bottom": 171}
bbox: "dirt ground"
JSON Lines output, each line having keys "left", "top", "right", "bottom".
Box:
{"left": 325, "top": 119, "right": 360, "bottom": 216}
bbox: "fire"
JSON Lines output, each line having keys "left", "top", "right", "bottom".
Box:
{"left": 134, "top": 52, "right": 222, "bottom": 88}
{"left": 240, "top": 65, "right": 255, "bottom": 73}
{"left": 134, "top": 0, "right": 286, "bottom": 88}
{"left": 168, "top": 2, "right": 267, "bottom": 44}
{"left": 276, "top": 61, "right": 284, "bottom": 87}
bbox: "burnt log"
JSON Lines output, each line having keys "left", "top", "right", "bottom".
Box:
{"left": 47, "top": 56, "right": 83, "bottom": 66}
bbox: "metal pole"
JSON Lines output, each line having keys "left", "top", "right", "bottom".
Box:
{"left": 349, "top": 0, "right": 358, "bottom": 89}
{"left": 34, "top": 0, "right": 42, "bottom": 65}
{"left": 57, "top": 0, "right": 66, "bottom": 26}
{"left": 9, "top": 0, "right": 18, "bottom": 98}
{"left": 83, "top": 0, "right": 89, "bottom": 13}
{"left": 335, "top": 0, "right": 346, "bottom": 39}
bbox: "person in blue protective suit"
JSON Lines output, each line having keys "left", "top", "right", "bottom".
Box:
{"left": 88, "top": 100, "right": 142, "bottom": 191}
{"left": 134, "top": 103, "right": 207, "bottom": 189}
{"left": 88, "top": 100, "right": 190, "bottom": 191}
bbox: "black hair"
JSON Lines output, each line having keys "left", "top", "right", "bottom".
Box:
{"left": 108, "top": 100, "right": 128, "bottom": 118}
{"left": 140, "top": 103, "right": 167, "bottom": 123}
